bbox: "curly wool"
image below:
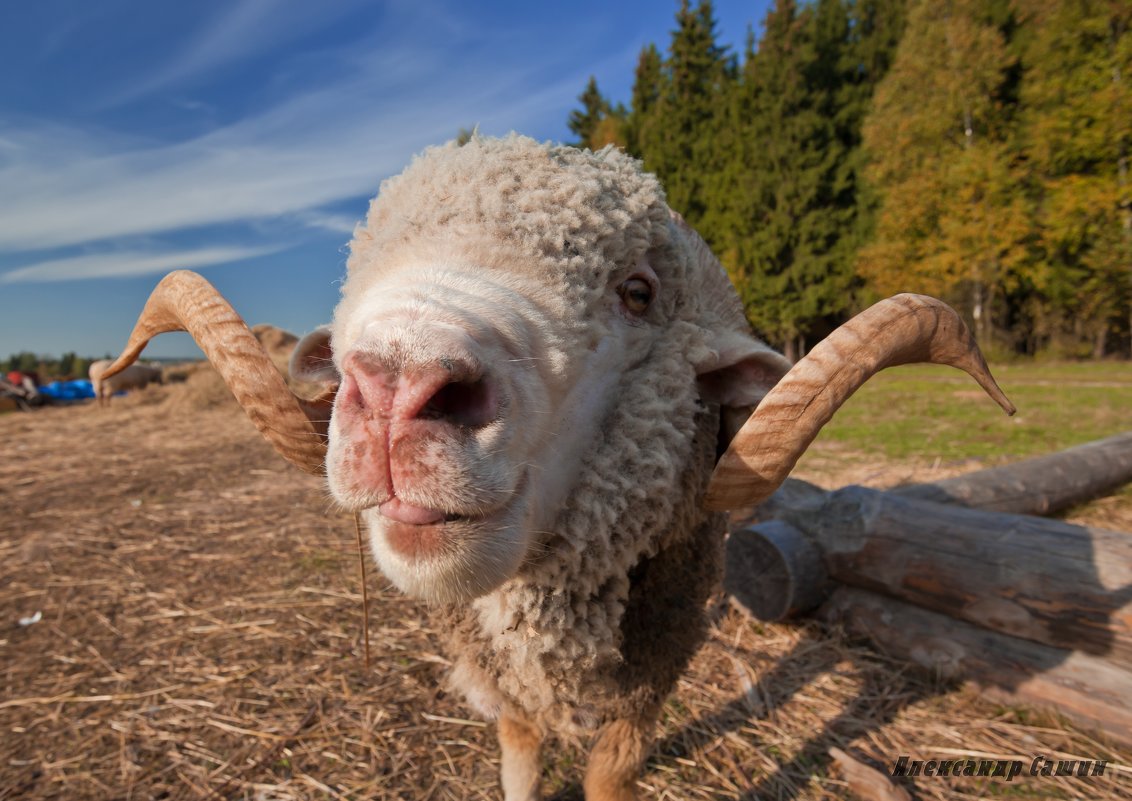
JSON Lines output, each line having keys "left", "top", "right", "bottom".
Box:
{"left": 345, "top": 135, "right": 671, "bottom": 331}
{"left": 343, "top": 134, "right": 754, "bottom": 735}
{"left": 443, "top": 352, "right": 725, "bottom": 735}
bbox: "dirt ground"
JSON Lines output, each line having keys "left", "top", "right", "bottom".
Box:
{"left": 2, "top": 383, "right": 1130, "bottom": 800}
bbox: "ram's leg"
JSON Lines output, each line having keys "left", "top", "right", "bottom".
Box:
{"left": 499, "top": 713, "right": 543, "bottom": 801}
{"left": 583, "top": 717, "right": 654, "bottom": 801}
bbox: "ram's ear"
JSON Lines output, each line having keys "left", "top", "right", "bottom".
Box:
{"left": 696, "top": 331, "right": 792, "bottom": 408}
{"left": 695, "top": 331, "right": 792, "bottom": 449}
{"left": 290, "top": 326, "right": 339, "bottom": 385}
{"left": 671, "top": 209, "right": 791, "bottom": 414}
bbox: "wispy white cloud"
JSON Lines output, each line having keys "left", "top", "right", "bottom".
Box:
{"left": 101, "top": 0, "right": 371, "bottom": 107}
{"left": 0, "top": 25, "right": 590, "bottom": 255}
{"left": 297, "top": 211, "right": 361, "bottom": 235}
{"left": 0, "top": 0, "right": 641, "bottom": 292}
{"left": 0, "top": 244, "right": 284, "bottom": 284}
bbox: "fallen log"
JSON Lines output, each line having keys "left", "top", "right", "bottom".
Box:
{"left": 723, "top": 519, "right": 831, "bottom": 621}
{"left": 728, "top": 486, "right": 1132, "bottom": 667}
{"left": 723, "top": 432, "right": 1132, "bottom": 746}
{"left": 820, "top": 586, "right": 1132, "bottom": 746}
{"left": 891, "top": 430, "right": 1132, "bottom": 516}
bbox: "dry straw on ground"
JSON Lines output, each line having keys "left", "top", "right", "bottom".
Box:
{"left": 2, "top": 376, "right": 1130, "bottom": 800}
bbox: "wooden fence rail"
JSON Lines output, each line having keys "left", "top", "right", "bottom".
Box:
{"left": 724, "top": 431, "right": 1132, "bottom": 745}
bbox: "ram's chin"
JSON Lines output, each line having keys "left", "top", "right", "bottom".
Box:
{"left": 363, "top": 504, "right": 530, "bottom": 605}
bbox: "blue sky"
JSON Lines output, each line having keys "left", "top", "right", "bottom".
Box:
{"left": 1, "top": 0, "right": 771, "bottom": 359}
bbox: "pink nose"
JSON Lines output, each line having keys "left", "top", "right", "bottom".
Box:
{"left": 334, "top": 353, "right": 501, "bottom": 521}
{"left": 338, "top": 353, "right": 499, "bottom": 429}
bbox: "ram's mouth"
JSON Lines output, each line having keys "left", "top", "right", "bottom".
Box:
{"left": 377, "top": 493, "right": 513, "bottom": 528}
{"left": 379, "top": 507, "right": 497, "bottom": 561}
{"left": 375, "top": 472, "right": 530, "bottom": 562}
{"left": 378, "top": 496, "right": 448, "bottom": 526}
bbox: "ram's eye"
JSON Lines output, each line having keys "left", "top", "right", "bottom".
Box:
{"left": 618, "top": 278, "right": 653, "bottom": 315}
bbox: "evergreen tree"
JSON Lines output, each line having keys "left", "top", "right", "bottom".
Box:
{"left": 567, "top": 76, "right": 623, "bottom": 150}
{"left": 732, "top": 0, "right": 822, "bottom": 356}
{"left": 564, "top": 0, "right": 1132, "bottom": 357}
{"left": 709, "top": 0, "right": 902, "bottom": 358}
{"left": 7, "top": 352, "right": 39, "bottom": 373}
{"left": 693, "top": 25, "right": 757, "bottom": 264}
{"left": 849, "top": 0, "right": 908, "bottom": 84}
{"left": 840, "top": 0, "right": 908, "bottom": 273}
{"left": 643, "top": 0, "right": 733, "bottom": 224}
{"left": 625, "top": 44, "right": 664, "bottom": 157}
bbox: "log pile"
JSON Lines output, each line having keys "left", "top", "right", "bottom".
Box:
{"left": 724, "top": 431, "right": 1132, "bottom": 744}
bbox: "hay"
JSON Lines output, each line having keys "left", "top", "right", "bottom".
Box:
{"left": 128, "top": 324, "right": 322, "bottom": 415}
{"left": 161, "top": 367, "right": 239, "bottom": 413}
{"left": 251, "top": 324, "right": 299, "bottom": 378}
{"left": 1, "top": 399, "right": 1129, "bottom": 800}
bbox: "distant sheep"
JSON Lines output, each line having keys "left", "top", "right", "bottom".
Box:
{"left": 102, "top": 135, "right": 1011, "bottom": 800}
{"left": 88, "top": 360, "right": 162, "bottom": 406}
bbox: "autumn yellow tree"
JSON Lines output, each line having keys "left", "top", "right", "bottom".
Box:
{"left": 860, "top": 0, "right": 1027, "bottom": 346}
{"left": 1018, "top": 0, "right": 1132, "bottom": 356}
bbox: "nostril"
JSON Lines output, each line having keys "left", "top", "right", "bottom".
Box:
{"left": 341, "top": 351, "right": 496, "bottom": 425}
{"left": 341, "top": 353, "right": 402, "bottom": 420}
{"left": 339, "top": 372, "right": 365, "bottom": 412}
{"left": 419, "top": 378, "right": 497, "bottom": 427}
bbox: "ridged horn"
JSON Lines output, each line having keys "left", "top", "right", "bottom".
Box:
{"left": 103, "top": 270, "right": 330, "bottom": 475}
{"left": 704, "top": 293, "right": 1015, "bottom": 511}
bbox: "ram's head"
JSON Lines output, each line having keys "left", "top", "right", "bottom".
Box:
{"left": 101, "top": 136, "right": 1013, "bottom": 604}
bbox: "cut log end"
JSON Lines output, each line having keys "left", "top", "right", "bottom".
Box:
{"left": 724, "top": 520, "right": 832, "bottom": 621}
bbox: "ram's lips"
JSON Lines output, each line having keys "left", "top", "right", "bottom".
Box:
{"left": 376, "top": 498, "right": 450, "bottom": 560}
{"left": 382, "top": 519, "right": 450, "bottom": 560}
{"left": 371, "top": 468, "right": 531, "bottom": 565}
{"left": 379, "top": 496, "right": 446, "bottom": 525}
{"left": 377, "top": 498, "right": 483, "bottom": 561}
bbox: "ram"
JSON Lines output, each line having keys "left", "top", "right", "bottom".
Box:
{"left": 88, "top": 360, "right": 163, "bottom": 407}
{"left": 102, "top": 135, "right": 1012, "bottom": 801}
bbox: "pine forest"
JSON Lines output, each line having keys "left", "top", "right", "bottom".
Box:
{"left": 568, "top": 0, "right": 1132, "bottom": 360}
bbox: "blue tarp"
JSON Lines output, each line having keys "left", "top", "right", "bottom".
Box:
{"left": 39, "top": 379, "right": 96, "bottom": 400}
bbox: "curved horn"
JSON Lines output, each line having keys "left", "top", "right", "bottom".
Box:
{"left": 704, "top": 294, "right": 1015, "bottom": 511}
{"left": 103, "top": 270, "right": 329, "bottom": 475}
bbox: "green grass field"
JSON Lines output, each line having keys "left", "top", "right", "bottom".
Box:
{"left": 811, "top": 361, "right": 1132, "bottom": 461}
